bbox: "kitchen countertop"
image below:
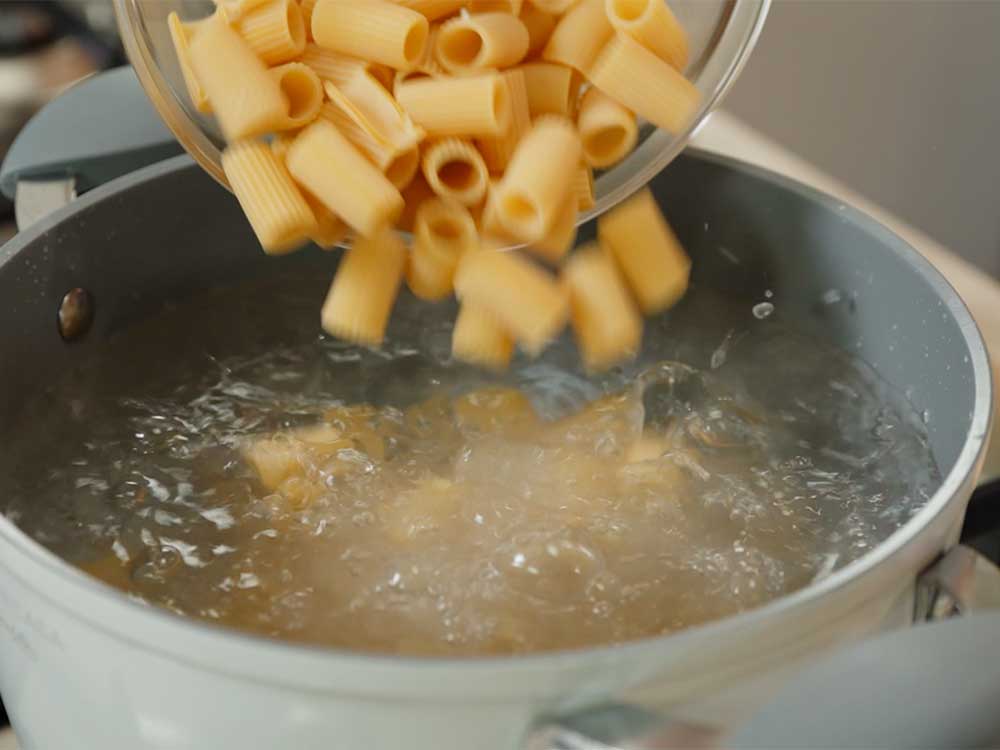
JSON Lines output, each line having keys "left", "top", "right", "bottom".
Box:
{"left": 0, "top": 111, "right": 998, "bottom": 749}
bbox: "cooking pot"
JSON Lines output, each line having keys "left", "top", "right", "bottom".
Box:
{"left": 0, "top": 71, "right": 998, "bottom": 750}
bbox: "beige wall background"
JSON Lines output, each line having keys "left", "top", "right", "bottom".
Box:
{"left": 724, "top": 0, "right": 1000, "bottom": 277}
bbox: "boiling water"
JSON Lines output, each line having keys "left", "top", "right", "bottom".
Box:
{"left": 2, "top": 275, "right": 939, "bottom": 656}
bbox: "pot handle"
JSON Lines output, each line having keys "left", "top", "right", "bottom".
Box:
{"left": 526, "top": 544, "right": 1000, "bottom": 750}
{"left": 0, "top": 66, "right": 183, "bottom": 225}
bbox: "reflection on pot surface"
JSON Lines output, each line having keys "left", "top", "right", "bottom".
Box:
{"left": 1, "top": 273, "right": 939, "bottom": 656}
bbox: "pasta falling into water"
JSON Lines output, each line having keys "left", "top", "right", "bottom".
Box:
{"left": 171, "top": 0, "right": 699, "bottom": 369}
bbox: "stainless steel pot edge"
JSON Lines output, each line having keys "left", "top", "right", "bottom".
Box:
{"left": 0, "top": 151, "right": 991, "bottom": 697}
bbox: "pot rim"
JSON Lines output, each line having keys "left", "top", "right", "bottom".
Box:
{"left": 0, "top": 151, "right": 991, "bottom": 692}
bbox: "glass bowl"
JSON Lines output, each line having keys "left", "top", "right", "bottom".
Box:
{"left": 113, "top": 0, "right": 769, "bottom": 222}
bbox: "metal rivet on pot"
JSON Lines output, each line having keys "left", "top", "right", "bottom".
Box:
{"left": 57, "top": 288, "right": 94, "bottom": 341}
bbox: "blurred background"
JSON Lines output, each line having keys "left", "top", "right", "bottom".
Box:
{"left": 1, "top": 1, "right": 998, "bottom": 277}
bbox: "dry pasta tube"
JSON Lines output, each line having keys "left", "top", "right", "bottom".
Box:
{"left": 469, "top": 0, "right": 525, "bottom": 13}
{"left": 393, "top": 0, "right": 465, "bottom": 20}
{"left": 520, "top": 62, "right": 577, "bottom": 117}
{"left": 269, "top": 62, "right": 323, "bottom": 129}
{"left": 168, "top": 13, "right": 211, "bottom": 114}
{"left": 454, "top": 249, "right": 569, "bottom": 355}
{"left": 188, "top": 13, "right": 288, "bottom": 141}
{"left": 296, "top": 44, "right": 393, "bottom": 90}
{"left": 303, "top": 192, "right": 350, "bottom": 249}
{"left": 529, "top": 192, "right": 576, "bottom": 263}
{"left": 435, "top": 12, "right": 530, "bottom": 74}
{"left": 385, "top": 145, "right": 422, "bottom": 190}
{"left": 597, "top": 187, "right": 690, "bottom": 313}
{"left": 300, "top": 0, "right": 319, "bottom": 37}
{"left": 479, "top": 179, "right": 513, "bottom": 240}
{"left": 325, "top": 76, "right": 423, "bottom": 156}
{"left": 396, "top": 74, "right": 510, "bottom": 137}
{"left": 588, "top": 33, "right": 700, "bottom": 134}
{"left": 213, "top": 0, "right": 271, "bottom": 23}
{"left": 237, "top": 0, "right": 306, "bottom": 65}
{"left": 452, "top": 302, "right": 515, "bottom": 370}
{"left": 605, "top": 0, "right": 688, "bottom": 71}
{"left": 577, "top": 86, "right": 637, "bottom": 167}
{"left": 543, "top": 0, "right": 613, "bottom": 74}
{"left": 286, "top": 120, "right": 404, "bottom": 237}
{"left": 407, "top": 198, "right": 478, "bottom": 300}
{"left": 519, "top": 3, "right": 558, "bottom": 56}
{"left": 321, "top": 227, "right": 407, "bottom": 345}
{"left": 574, "top": 164, "right": 595, "bottom": 210}
{"left": 422, "top": 139, "right": 489, "bottom": 206}
{"left": 477, "top": 68, "right": 531, "bottom": 173}
{"left": 311, "top": 0, "right": 429, "bottom": 71}
{"left": 531, "top": 0, "right": 581, "bottom": 12}
{"left": 222, "top": 140, "right": 317, "bottom": 254}
{"left": 494, "top": 116, "right": 581, "bottom": 242}
{"left": 562, "top": 242, "right": 642, "bottom": 370}
{"left": 397, "top": 173, "right": 436, "bottom": 232}
{"left": 270, "top": 131, "right": 297, "bottom": 161}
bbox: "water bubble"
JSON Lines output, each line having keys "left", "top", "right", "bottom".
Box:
{"left": 752, "top": 302, "right": 774, "bottom": 319}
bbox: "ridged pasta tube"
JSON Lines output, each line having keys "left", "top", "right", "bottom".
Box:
{"left": 188, "top": 13, "right": 288, "bottom": 141}
{"left": 562, "top": 242, "right": 642, "bottom": 370}
{"left": 269, "top": 62, "right": 323, "bottom": 129}
{"left": 398, "top": 173, "right": 436, "bottom": 232}
{"left": 321, "top": 227, "right": 407, "bottom": 345}
{"left": 519, "top": 3, "right": 558, "bottom": 56}
{"left": 477, "top": 68, "right": 531, "bottom": 173}
{"left": 532, "top": 0, "right": 581, "bottom": 12}
{"left": 520, "top": 61, "right": 577, "bottom": 117}
{"left": 454, "top": 249, "right": 569, "bottom": 355}
{"left": 542, "top": 0, "right": 613, "bottom": 73}
{"left": 494, "top": 116, "right": 581, "bottom": 242}
{"left": 435, "top": 12, "right": 530, "bottom": 74}
{"left": 576, "top": 86, "right": 637, "bottom": 167}
{"left": 588, "top": 32, "right": 700, "bottom": 134}
{"left": 296, "top": 44, "right": 394, "bottom": 90}
{"left": 407, "top": 198, "right": 478, "bottom": 300}
{"left": 597, "top": 187, "right": 690, "bottom": 313}
{"left": 392, "top": 0, "right": 465, "bottom": 21}
{"left": 311, "top": 0, "right": 429, "bottom": 71}
{"left": 237, "top": 0, "right": 307, "bottom": 64}
{"left": 168, "top": 13, "right": 211, "bottom": 114}
{"left": 422, "top": 138, "right": 490, "bottom": 206}
{"left": 529, "top": 192, "right": 576, "bottom": 263}
{"left": 286, "top": 120, "right": 404, "bottom": 236}
{"left": 605, "top": 0, "right": 688, "bottom": 70}
{"left": 574, "top": 164, "right": 595, "bottom": 210}
{"left": 222, "top": 140, "right": 317, "bottom": 253}
{"left": 396, "top": 74, "right": 511, "bottom": 137}
{"left": 303, "top": 192, "right": 350, "bottom": 249}
{"left": 452, "top": 302, "right": 514, "bottom": 370}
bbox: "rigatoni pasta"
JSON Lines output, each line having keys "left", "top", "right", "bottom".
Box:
{"left": 562, "top": 241, "right": 642, "bottom": 370}
{"left": 588, "top": 32, "right": 700, "bottom": 134}
{"left": 311, "top": 0, "right": 429, "bottom": 71}
{"left": 597, "top": 187, "right": 690, "bottom": 313}
{"left": 494, "top": 116, "right": 582, "bottom": 242}
{"left": 268, "top": 62, "right": 324, "bottom": 129}
{"left": 237, "top": 0, "right": 307, "bottom": 65}
{"left": 187, "top": 13, "right": 288, "bottom": 140}
{"left": 422, "top": 138, "right": 490, "bottom": 206}
{"left": 222, "top": 139, "right": 317, "bottom": 253}
{"left": 455, "top": 249, "right": 569, "bottom": 355}
{"left": 452, "top": 302, "right": 515, "bottom": 369}
{"left": 321, "top": 227, "right": 407, "bottom": 345}
{"left": 576, "top": 86, "right": 637, "bottom": 167}
{"left": 395, "top": 74, "right": 510, "bottom": 137}
{"left": 542, "top": 0, "right": 613, "bottom": 73}
{"left": 168, "top": 13, "right": 211, "bottom": 114}
{"left": 286, "top": 119, "right": 404, "bottom": 236}
{"left": 605, "top": 0, "right": 688, "bottom": 71}
{"left": 170, "top": 0, "right": 701, "bottom": 369}
{"left": 435, "top": 12, "right": 530, "bottom": 74}
{"left": 407, "top": 198, "right": 478, "bottom": 300}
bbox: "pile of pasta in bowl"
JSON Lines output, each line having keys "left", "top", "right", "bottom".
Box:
{"left": 169, "top": 0, "right": 699, "bottom": 370}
